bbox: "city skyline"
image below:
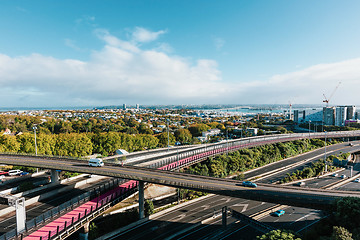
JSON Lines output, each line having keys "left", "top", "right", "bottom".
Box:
{"left": 1, "top": 1, "right": 360, "bottom": 107}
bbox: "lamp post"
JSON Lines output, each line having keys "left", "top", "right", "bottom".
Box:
{"left": 33, "top": 125, "right": 38, "bottom": 155}
{"left": 308, "top": 120, "right": 311, "bottom": 138}
{"left": 177, "top": 147, "right": 180, "bottom": 204}
{"left": 226, "top": 129, "right": 229, "bottom": 155}
{"left": 33, "top": 125, "right": 38, "bottom": 173}
{"left": 324, "top": 131, "right": 327, "bottom": 173}
{"left": 167, "top": 119, "right": 170, "bottom": 152}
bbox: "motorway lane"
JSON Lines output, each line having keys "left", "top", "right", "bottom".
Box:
{"left": 286, "top": 152, "right": 360, "bottom": 190}
{"left": 251, "top": 141, "right": 360, "bottom": 184}
{"left": 260, "top": 206, "right": 324, "bottom": 232}
{"left": 0, "top": 173, "right": 49, "bottom": 192}
{"left": 244, "top": 141, "right": 360, "bottom": 182}
{"left": 107, "top": 195, "right": 262, "bottom": 240}
{"left": 0, "top": 177, "right": 115, "bottom": 234}
{"left": 340, "top": 180, "right": 360, "bottom": 192}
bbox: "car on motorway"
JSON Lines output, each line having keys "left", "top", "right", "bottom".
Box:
{"left": 349, "top": 143, "right": 354, "bottom": 147}
{"left": 8, "top": 169, "right": 23, "bottom": 176}
{"left": 0, "top": 171, "right": 8, "bottom": 175}
{"left": 20, "top": 172, "right": 29, "bottom": 176}
{"left": 295, "top": 181, "right": 306, "bottom": 187}
{"left": 89, "top": 158, "right": 104, "bottom": 167}
{"left": 271, "top": 209, "right": 285, "bottom": 217}
{"left": 242, "top": 181, "right": 257, "bottom": 188}
{"left": 341, "top": 174, "right": 346, "bottom": 179}
{"left": 355, "top": 178, "right": 360, "bottom": 183}
{"left": 332, "top": 173, "right": 338, "bottom": 177}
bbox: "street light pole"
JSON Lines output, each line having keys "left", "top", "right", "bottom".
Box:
{"left": 167, "top": 119, "right": 170, "bottom": 152}
{"left": 33, "top": 125, "right": 38, "bottom": 173}
{"left": 177, "top": 147, "right": 180, "bottom": 204}
{"left": 33, "top": 126, "right": 38, "bottom": 156}
{"left": 324, "top": 131, "right": 327, "bottom": 173}
{"left": 308, "top": 120, "right": 311, "bottom": 138}
{"left": 226, "top": 129, "right": 229, "bottom": 155}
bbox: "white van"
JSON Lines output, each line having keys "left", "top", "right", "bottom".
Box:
{"left": 88, "top": 158, "right": 104, "bottom": 167}
{"left": 8, "top": 169, "right": 23, "bottom": 176}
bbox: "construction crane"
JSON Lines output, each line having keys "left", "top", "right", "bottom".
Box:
{"left": 323, "top": 82, "right": 341, "bottom": 107}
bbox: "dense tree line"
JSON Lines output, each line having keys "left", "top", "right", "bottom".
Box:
{"left": 279, "top": 153, "right": 350, "bottom": 184}
{"left": 186, "top": 139, "right": 331, "bottom": 178}
{"left": 0, "top": 132, "right": 159, "bottom": 157}
{"left": 279, "top": 159, "right": 334, "bottom": 184}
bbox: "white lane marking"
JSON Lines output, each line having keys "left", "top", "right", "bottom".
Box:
{"left": 232, "top": 203, "right": 249, "bottom": 212}
{"left": 290, "top": 212, "right": 318, "bottom": 225}
{"left": 169, "top": 213, "right": 187, "bottom": 221}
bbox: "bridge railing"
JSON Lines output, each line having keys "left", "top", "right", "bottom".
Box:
{"left": 0, "top": 178, "right": 132, "bottom": 240}
{"left": 143, "top": 130, "right": 360, "bottom": 170}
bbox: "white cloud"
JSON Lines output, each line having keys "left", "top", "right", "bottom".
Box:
{"left": 1, "top": 29, "right": 360, "bottom": 108}
{"left": 226, "top": 58, "right": 360, "bottom": 105}
{"left": 131, "top": 27, "right": 166, "bottom": 43}
{"left": 0, "top": 31, "right": 224, "bottom": 107}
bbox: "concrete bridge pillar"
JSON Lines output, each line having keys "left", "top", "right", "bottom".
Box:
{"left": 222, "top": 206, "right": 227, "bottom": 228}
{"left": 79, "top": 222, "right": 89, "bottom": 240}
{"left": 50, "top": 169, "right": 60, "bottom": 185}
{"left": 139, "top": 181, "right": 145, "bottom": 219}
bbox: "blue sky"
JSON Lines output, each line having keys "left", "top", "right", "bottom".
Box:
{"left": 1, "top": 1, "right": 360, "bottom": 107}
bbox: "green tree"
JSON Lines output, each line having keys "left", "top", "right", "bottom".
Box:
{"left": 188, "top": 124, "right": 210, "bottom": 137}
{"left": 88, "top": 222, "right": 99, "bottom": 240}
{"left": 174, "top": 129, "right": 192, "bottom": 144}
{"left": 334, "top": 197, "right": 360, "bottom": 230}
{"left": 332, "top": 226, "right": 353, "bottom": 240}
{"left": 138, "top": 123, "right": 153, "bottom": 135}
{"left": 54, "top": 133, "right": 93, "bottom": 157}
{"left": 0, "top": 134, "right": 20, "bottom": 152}
{"left": 257, "top": 229, "right": 301, "bottom": 240}
{"left": 17, "top": 132, "right": 36, "bottom": 153}
{"left": 144, "top": 199, "right": 154, "bottom": 217}
{"left": 157, "top": 132, "right": 176, "bottom": 147}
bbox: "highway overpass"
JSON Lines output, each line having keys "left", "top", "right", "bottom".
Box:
{"left": 0, "top": 151, "right": 360, "bottom": 210}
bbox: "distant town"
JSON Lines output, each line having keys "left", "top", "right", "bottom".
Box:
{"left": 1, "top": 104, "right": 359, "bottom": 152}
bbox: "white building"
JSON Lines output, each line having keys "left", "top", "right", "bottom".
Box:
{"left": 335, "top": 106, "right": 347, "bottom": 126}
{"left": 202, "top": 129, "right": 221, "bottom": 139}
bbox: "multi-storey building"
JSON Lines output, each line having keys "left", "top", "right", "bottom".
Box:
{"left": 323, "top": 107, "right": 336, "bottom": 126}
{"left": 335, "top": 106, "right": 347, "bottom": 126}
